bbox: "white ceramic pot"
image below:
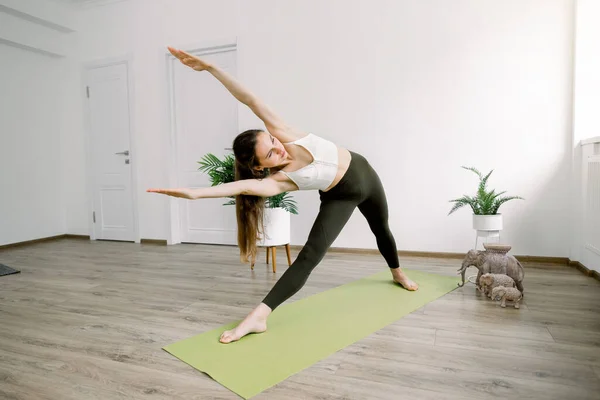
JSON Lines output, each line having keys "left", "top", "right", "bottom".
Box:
{"left": 472, "top": 214, "right": 503, "bottom": 231}
{"left": 259, "top": 207, "right": 290, "bottom": 247}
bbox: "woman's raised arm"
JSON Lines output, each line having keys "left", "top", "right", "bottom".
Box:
{"left": 168, "top": 46, "right": 305, "bottom": 143}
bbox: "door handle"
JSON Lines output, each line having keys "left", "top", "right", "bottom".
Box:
{"left": 115, "top": 150, "right": 129, "bottom": 156}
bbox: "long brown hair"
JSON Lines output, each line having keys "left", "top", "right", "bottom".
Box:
{"left": 232, "top": 129, "right": 268, "bottom": 263}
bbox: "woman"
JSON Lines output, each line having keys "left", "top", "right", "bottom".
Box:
{"left": 148, "top": 47, "right": 419, "bottom": 344}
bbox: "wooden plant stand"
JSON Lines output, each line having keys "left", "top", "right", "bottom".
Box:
{"left": 251, "top": 244, "right": 292, "bottom": 273}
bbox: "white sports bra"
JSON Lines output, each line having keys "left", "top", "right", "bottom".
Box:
{"left": 279, "top": 133, "right": 339, "bottom": 191}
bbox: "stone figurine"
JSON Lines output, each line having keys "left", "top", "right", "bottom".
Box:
{"left": 479, "top": 273, "right": 516, "bottom": 298}
{"left": 492, "top": 286, "right": 523, "bottom": 308}
{"left": 457, "top": 244, "right": 524, "bottom": 293}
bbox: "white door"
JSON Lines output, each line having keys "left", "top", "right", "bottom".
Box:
{"left": 85, "top": 62, "right": 136, "bottom": 242}
{"left": 170, "top": 48, "right": 238, "bottom": 244}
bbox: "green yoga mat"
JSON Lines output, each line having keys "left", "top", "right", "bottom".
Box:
{"left": 163, "top": 269, "right": 458, "bottom": 399}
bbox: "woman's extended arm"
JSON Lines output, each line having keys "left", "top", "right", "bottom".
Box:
{"left": 147, "top": 174, "right": 297, "bottom": 200}
{"left": 168, "top": 47, "right": 304, "bottom": 143}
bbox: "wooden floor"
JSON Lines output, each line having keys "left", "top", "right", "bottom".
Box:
{"left": 1, "top": 238, "right": 600, "bottom": 400}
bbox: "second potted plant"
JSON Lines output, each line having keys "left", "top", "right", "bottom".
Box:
{"left": 448, "top": 166, "right": 524, "bottom": 234}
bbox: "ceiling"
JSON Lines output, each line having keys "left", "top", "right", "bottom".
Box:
{"left": 47, "top": 0, "right": 128, "bottom": 7}
{"left": 50, "top": 0, "right": 104, "bottom": 3}
{"left": 48, "top": 0, "right": 92, "bottom": 4}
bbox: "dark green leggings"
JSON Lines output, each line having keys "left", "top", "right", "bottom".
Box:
{"left": 262, "top": 151, "right": 400, "bottom": 310}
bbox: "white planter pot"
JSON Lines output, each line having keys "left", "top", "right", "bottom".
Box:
{"left": 472, "top": 214, "right": 503, "bottom": 231}
{"left": 259, "top": 207, "right": 290, "bottom": 247}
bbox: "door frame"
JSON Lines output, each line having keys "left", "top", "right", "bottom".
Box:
{"left": 82, "top": 54, "right": 141, "bottom": 243}
{"left": 164, "top": 38, "right": 238, "bottom": 245}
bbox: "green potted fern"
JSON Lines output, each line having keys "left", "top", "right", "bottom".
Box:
{"left": 197, "top": 153, "right": 298, "bottom": 213}
{"left": 448, "top": 167, "right": 523, "bottom": 233}
{"left": 198, "top": 152, "right": 298, "bottom": 247}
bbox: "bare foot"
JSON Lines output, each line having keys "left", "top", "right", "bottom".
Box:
{"left": 219, "top": 303, "right": 271, "bottom": 344}
{"left": 391, "top": 269, "right": 419, "bottom": 291}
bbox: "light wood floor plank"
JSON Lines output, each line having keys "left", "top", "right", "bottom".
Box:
{"left": 434, "top": 329, "right": 600, "bottom": 366}
{"left": 334, "top": 352, "right": 600, "bottom": 400}
{"left": 339, "top": 334, "right": 599, "bottom": 389}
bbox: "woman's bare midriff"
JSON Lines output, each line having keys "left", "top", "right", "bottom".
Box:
{"left": 322, "top": 148, "right": 351, "bottom": 192}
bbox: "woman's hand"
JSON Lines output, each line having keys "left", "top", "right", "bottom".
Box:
{"left": 147, "top": 188, "right": 196, "bottom": 199}
{"left": 168, "top": 46, "right": 212, "bottom": 71}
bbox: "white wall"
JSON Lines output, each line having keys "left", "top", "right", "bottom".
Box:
{"left": 237, "top": 0, "right": 575, "bottom": 257}
{"left": 66, "top": 0, "right": 575, "bottom": 257}
{"left": 572, "top": 0, "right": 600, "bottom": 144}
{"left": 0, "top": 0, "right": 75, "bottom": 246}
{"left": 0, "top": 45, "right": 67, "bottom": 246}
{"left": 570, "top": 0, "right": 600, "bottom": 272}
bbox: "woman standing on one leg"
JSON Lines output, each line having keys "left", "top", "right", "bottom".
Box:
{"left": 148, "top": 47, "right": 419, "bottom": 344}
